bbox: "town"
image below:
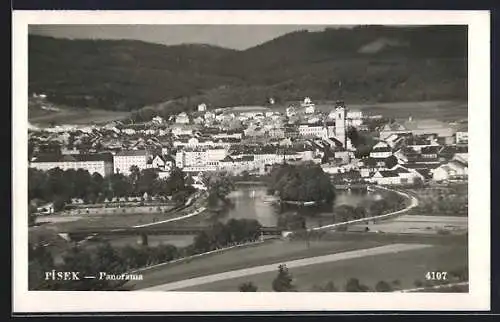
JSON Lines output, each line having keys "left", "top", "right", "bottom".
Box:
{"left": 29, "top": 95, "right": 468, "bottom": 215}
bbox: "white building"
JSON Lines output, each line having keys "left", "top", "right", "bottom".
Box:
{"left": 431, "top": 160, "right": 468, "bottom": 182}
{"left": 198, "top": 103, "right": 207, "bottom": 112}
{"left": 369, "top": 142, "right": 393, "bottom": 158}
{"left": 369, "top": 165, "right": 424, "bottom": 185}
{"left": 30, "top": 153, "right": 114, "bottom": 177}
{"left": 298, "top": 124, "right": 327, "bottom": 138}
{"left": 346, "top": 110, "right": 363, "bottom": 127}
{"left": 113, "top": 150, "right": 153, "bottom": 175}
{"left": 175, "top": 148, "right": 228, "bottom": 169}
{"left": 152, "top": 116, "right": 164, "bottom": 125}
{"left": 175, "top": 112, "right": 190, "bottom": 124}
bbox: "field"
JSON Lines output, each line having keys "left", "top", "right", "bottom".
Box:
{"left": 29, "top": 107, "right": 131, "bottom": 126}
{"left": 128, "top": 239, "right": 386, "bottom": 289}
{"left": 128, "top": 233, "right": 466, "bottom": 291}
{"left": 175, "top": 243, "right": 467, "bottom": 292}
{"left": 36, "top": 210, "right": 183, "bottom": 231}
{"left": 349, "top": 215, "right": 468, "bottom": 235}
{"left": 272, "top": 100, "right": 467, "bottom": 122}
{"left": 406, "top": 183, "right": 468, "bottom": 217}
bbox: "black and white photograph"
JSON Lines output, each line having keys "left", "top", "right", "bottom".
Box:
{"left": 13, "top": 10, "right": 490, "bottom": 312}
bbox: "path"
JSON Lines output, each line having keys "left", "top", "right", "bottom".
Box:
{"left": 140, "top": 243, "right": 432, "bottom": 291}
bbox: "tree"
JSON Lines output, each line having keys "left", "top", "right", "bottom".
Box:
{"left": 345, "top": 278, "right": 370, "bottom": 292}
{"left": 28, "top": 203, "right": 37, "bottom": 226}
{"left": 312, "top": 281, "right": 338, "bottom": 292}
{"left": 239, "top": 282, "right": 258, "bottom": 292}
{"left": 384, "top": 155, "right": 399, "bottom": 169}
{"left": 267, "top": 163, "right": 335, "bottom": 205}
{"left": 414, "top": 279, "right": 424, "bottom": 288}
{"left": 375, "top": 280, "right": 393, "bottom": 292}
{"left": 335, "top": 205, "right": 356, "bottom": 222}
{"left": 272, "top": 264, "right": 295, "bottom": 292}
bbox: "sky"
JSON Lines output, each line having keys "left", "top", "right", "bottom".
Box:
{"left": 28, "top": 25, "right": 344, "bottom": 50}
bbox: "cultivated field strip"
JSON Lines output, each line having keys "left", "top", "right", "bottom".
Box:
{"left": 141, "top": 243, "right": 432, "bottom": 291}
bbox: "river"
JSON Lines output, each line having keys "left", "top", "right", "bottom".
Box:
{"left": 221, "top": 185, "right": 378, "bottom": 229}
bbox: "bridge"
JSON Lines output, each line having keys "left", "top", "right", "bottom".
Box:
{"left": 60, "top": 225, "right": 283, "bottom": 245}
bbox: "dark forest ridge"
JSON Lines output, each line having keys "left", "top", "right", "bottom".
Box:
{"left": 29, "top": 25, "right": 467, "bottom": 117}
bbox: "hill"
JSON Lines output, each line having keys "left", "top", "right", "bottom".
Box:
{"left": 28, "top": 26, "right": 467, "bottom": 119}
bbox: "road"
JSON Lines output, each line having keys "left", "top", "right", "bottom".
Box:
{"left": 140, "top": 243, "right": 432, "bottom": 291}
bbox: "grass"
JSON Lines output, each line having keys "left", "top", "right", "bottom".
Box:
{"left": 128, "top": 232, "right": 466, "bottom": 290}
{"left": 127, "top": 238, "right": 387, "bottom": 289}
{"left": 176, "top": 243, "right": 467, "bottom": 292}
{"left": 272, "top": 100, "right": 467, "bottom": 122}
{"left": 406, "top": 183, "right": 468, "bottom": 217}
{"left": 29, "top": 107, "right": 131, "bottom": 126}
{"left": 42, "top": 211, "right": 185, "bottom": 231}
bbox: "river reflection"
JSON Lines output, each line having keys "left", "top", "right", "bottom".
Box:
{"left": 221, "top": 186, "right": 377, "bottom": 228}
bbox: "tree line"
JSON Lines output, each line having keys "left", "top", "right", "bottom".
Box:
{"left": 28, "top": 166, "right": 195, "bottom": 212}
{"left": 238, "top": 264, "right": 468, "bottom": 292}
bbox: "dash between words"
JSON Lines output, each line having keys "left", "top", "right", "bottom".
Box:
{"left": 44, "top": 270, "right": 143, "bottom": 281}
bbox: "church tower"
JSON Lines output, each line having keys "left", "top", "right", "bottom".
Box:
{"left": 334, "top": 100, "right": 347, "bottom": 148}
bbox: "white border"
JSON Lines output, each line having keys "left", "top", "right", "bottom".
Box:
{"left": 12, "top": 10, "right": 491, "bottom": 312}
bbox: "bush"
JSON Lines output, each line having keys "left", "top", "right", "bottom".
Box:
{"left": 238, "top": 282, "right": 258, "bottom": 292}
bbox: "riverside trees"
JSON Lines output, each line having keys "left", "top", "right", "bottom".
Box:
{"left": 28, "top": 166, "right": 195, "bottom": 211}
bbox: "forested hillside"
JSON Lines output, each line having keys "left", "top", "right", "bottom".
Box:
{"left": 29, "top": 25, "right": 467, "bottom": 116}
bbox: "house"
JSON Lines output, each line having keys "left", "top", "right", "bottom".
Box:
{"left": 175, "top": 112, "right": 190, "bottom": 124}
{"left": 369, "top": 170, "right": 401, "bottom": 185}
{"left": 420, "top": 146, "right": 440, "bottom": 159}
{"left": 369, "top": 142, "right": 392, "bottom": 159}
{"left": 198, "top": 103, "right": 207, "bottom": 112}
{"left": 152, "top": 116, "right": 164, "bottom": 125}
{"left": 346, "top": 110, "right": 363, "bottom": 127}
{"left": 369, "top": 165, "right": 424, "bottom": 186}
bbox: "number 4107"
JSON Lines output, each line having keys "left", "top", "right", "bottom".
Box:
{"left": 425, "top": 271, "right": 447, "bottom": 280}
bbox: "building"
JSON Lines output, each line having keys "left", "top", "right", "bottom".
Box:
{"left": 369, "top": 165, "right": 424, "bottom": 185}
{"left": 346, "top": 110, "right": 363, "bottom": 127}
{"left": 301, "top": 97, "right": 315, "bottom": 114}
{"left": 30, "top": 153, "right": 114, "bottom": 177}
{"left": 286, "top": 105, "right": 297, "bottom": 118}
{"left": 456, "top": 131, "right": 468, "bottom": 144}
{"left": 379, "top": 123, "right": 411, "bottom": 140}
{"left": 175, "top": 112, "right": 190, "bottom": 124}
{"left": 431, "top": 160, "right": 468, "bottom": 182}
{"left": 298, "top": 123, "right": 327, "bottom": 138}
{"left": 175, "top": 148, "right": 228, "bottom": 169}
{"left": 334, "top": 101, "right": 347, "bottom": 147}
{"left": 198, "top": 103, "right": 207, "bottom": 112}
{"left": 113, "top": 150, "right": 153, "bottom": 175}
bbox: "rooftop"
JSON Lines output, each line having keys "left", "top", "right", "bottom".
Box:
{"left": 31, "top": 152, "right": 113, "bottom": 163}
{"left": 115, "top": 150, "right": 151, "bottom": 157}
